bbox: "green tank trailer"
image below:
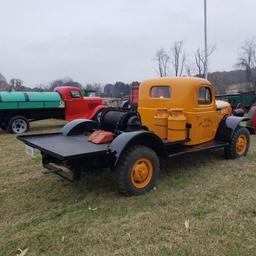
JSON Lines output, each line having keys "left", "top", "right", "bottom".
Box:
{"left": 0, "top": 91, "right": 63, "bottom": 110}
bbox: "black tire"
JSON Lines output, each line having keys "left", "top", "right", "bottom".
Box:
{"left": 115, "top": 145, "right": 160, "bottom": 196}
{"left": 1, "top": 124, "right": 6, "bottom": 130}
{"left": 224, "top": 127, "right": 250, "bottom": 159}
{"left": 7, "top": 115, "right": 29, "bottom": 134}
{"left": 121, "top": 100, "right": 130, "bottom": 109}
{"left": 92, "top": 108, "right": 104, "bottom": 124}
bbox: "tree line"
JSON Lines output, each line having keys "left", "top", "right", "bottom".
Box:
{"left": 0, "top": 75, "right": 139, "bottom": 97}
{"left": 154, "top": 38, "right": 256, "bottom": 86}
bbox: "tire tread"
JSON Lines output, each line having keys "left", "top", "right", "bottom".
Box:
{"left": 115, "top": 145, "right": 159, "bottom": 196}
{"left": 224, "top": 127, "right": 250, "bottom": 159}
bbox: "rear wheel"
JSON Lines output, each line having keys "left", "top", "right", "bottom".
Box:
{"left": 7, "top": 115, "right": 29, "bottom": 134}
{"left": 115, "top": 145, "right": 159, "bottom": 196}
{"left": 224, "top": 127, "right": 250, "bottom": 159}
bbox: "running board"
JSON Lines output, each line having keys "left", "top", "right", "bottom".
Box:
{"left": 43, "top": 163, "right": 80, "bottom": 182}
{"left": 167, "top": 141, "right": 228, "bottom": 158}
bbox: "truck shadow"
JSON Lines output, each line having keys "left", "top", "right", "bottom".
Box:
{"left": 162, "top": 149, "right": 224, "bottom": 176}
{"left": 73, "top": 149, "right": 225, "bottom": 196}
{"left": 30, "top": 149, "right": 227, "bottom": 206}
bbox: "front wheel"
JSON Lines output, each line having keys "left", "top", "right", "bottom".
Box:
{"left": 224, "top": 127, "right": 250, "bottom": 159}
{"left": 92, "top": 108, "right": 105, "bottom": 124}
{"left": 115, "top": 145, "right": 160, "bottom": 196}
{"left": 7, "top": 115, "right": 29, "bottom": 134}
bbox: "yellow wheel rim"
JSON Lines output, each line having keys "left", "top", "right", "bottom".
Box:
{"left": 236, "top": 134, "right": 247, "bottom": 155}
{"left": 131, "top": 158, "right": 153, "bottom": 189}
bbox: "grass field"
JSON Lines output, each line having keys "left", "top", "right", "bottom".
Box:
{"left": 0, "top": 119, "right": 256, "bottom": 256}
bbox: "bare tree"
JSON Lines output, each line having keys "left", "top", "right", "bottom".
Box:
{"left": 184, "top": 63, "right": 194, "bottom": 77}
{"left": 194, "top": 46, "right": 216, "bottom": 78}
{"left": 10, "top": 78, "right": 24, "bottom": 91}
{"left": 49, "top": 77, "right": 82, "bottom": 91}
{"left": 86, "top": 83, "right": 103, "bottom": 95}
{"left": 155, "top": 48, "right": 170, "bottom": 77}
{"left": 170, "top": 41, "right": 186, "bottom": 76}
{"left": 0, "top": 73, "right": 10, "bottom": 91}
{"left": 194, "top": 48, "right": 204, "bottom": 77}
{"left": 236, "top": 38, "right": 256, "bottom": 82}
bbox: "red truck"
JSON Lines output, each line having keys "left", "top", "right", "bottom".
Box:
{"left": 0, "top": 86, "right": 106, "bottom": 133}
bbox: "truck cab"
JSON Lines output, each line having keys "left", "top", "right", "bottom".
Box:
{"left": 138, "top": 77, "right": 232, "bottom": 145}
{"left": 54, "top": 86, "right": 105, "bottom": 122}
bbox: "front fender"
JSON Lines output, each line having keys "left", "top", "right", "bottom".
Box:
{"left": 109, "top": 131, "right": 167, "bottom": 166}
{"left": 215, "top": 116, "right": 253, "bottom": 142}
{"left": 87, "top": 105, "right": 106, "bottom": 120}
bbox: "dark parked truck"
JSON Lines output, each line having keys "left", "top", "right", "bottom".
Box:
{"left": 216, "top": 91, "right": 256, "bottom": 131}
{"left": 18, "top": 77, "right": 254, "bottom": 196}
{"left": 0, "top": 86, "right": 105, "bottom": 133}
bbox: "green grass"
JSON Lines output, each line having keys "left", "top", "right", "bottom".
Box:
{"left": 0, "top": 119, "right": 256, "bottom": 256}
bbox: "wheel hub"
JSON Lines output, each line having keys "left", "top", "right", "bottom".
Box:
{"left": 12, "top": 119, "right": 27, "bottom": 134}
{"left": 133, "top": 162, "right": 148, "bottom": 182}
{"left": 236, "top": 134, "right": 247, "bottom": 155}
{"left": 131, "top": 158, "right": 153, "bottom": 189}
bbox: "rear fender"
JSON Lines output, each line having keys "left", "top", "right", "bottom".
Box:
{"left": 61, "top": 119, "right": 98, "bottom": 136}
{"left": 215, "top": 116, "right": 254, "bottom": 142}
{"left": 109, "top": 131, "right": 167, "bottom": 167}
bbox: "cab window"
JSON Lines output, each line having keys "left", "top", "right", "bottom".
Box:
{"left": 150, "top": 86, "right": 171, "bottom": 98}
{"left": 198, "top": 87, "right": 212, "bottom": 105}
{"left": 70, "top": 90, "right": 81, "bottom": 99}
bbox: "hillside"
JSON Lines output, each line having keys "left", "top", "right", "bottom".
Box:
{"left": 208, "top": 68, "right": 256, "bottom": 93}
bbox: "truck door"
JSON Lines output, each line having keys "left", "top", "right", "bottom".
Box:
{"left": 65, "top": 90, "right": 88, "bottom": 121}
{"left": 189, "top": 85, "right": 219, "bottom": 145}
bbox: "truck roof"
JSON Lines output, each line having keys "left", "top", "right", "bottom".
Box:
{"left": 141, "top": 77, "right": 211, "bottom": 87}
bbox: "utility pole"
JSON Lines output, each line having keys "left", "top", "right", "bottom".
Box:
{"left": 204, "top": 0, "right": 208, "bottom": 79}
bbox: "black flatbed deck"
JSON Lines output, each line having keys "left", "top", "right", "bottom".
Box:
{"left": 18, "top": 132, "right": 229, "bottom": 163}
{"left": 18, "top": 133, "right": 110, "bottom": 160}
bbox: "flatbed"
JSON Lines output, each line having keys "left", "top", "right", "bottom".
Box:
{"left": 18, "top": 133, "right": 109, "bottom": 160}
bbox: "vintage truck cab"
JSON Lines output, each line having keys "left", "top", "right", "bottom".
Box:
{"left": 138, "top": 77, "right": 232, "bottom": 145}
{"left": 18, "top": 77, "right": 254, "bottom": 196}
{"left": 54, "top": 86, "right": 105, "bottom": 121}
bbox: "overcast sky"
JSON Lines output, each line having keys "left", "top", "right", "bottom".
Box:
{"left": 0, "top": 0, "right": 256, "bottom": 87}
